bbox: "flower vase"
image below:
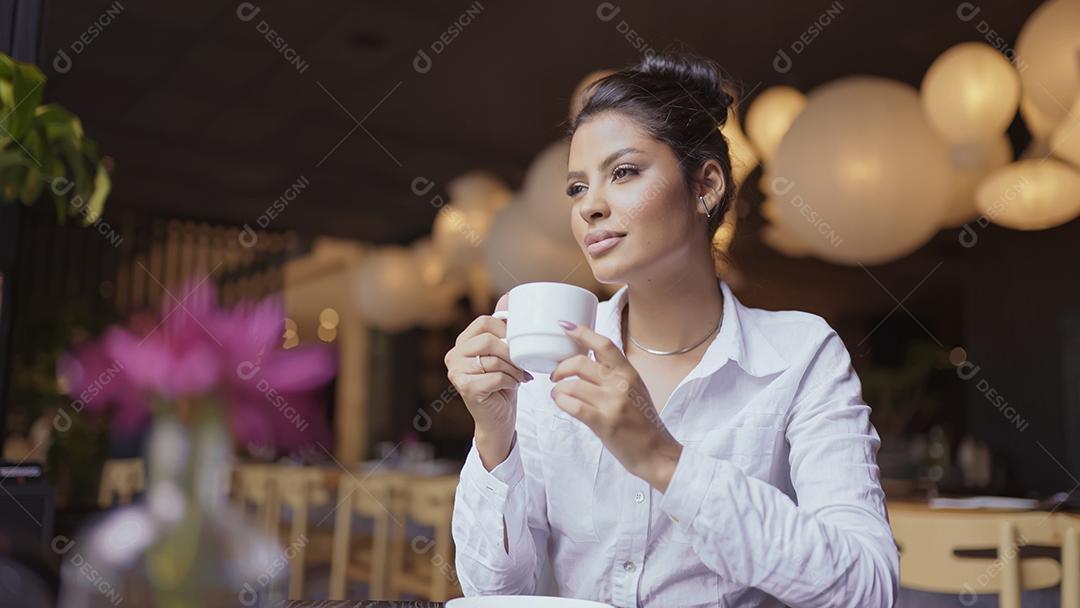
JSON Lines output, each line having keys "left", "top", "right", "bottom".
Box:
{"left": 58, "top": 400, "right": 285, "bottom": 607}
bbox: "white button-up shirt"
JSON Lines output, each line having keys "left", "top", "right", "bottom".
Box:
{"left": 452, "top": 280, "right": 899, "bottom": 607}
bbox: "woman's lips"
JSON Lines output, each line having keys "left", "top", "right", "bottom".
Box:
{"left": 586, "top": 234, "right": 625, "bottom": 256}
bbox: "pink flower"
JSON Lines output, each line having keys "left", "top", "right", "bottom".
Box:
{"left": 104, "top": 324, "right": 223, "bottom": 400}
{"left": 59, "top": 279, "right": 337, "bottom": 450}
{"left": 57, "top": 337, "right": 149, "bottom": 435}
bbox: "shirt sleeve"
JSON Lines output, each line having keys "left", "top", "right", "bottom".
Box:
{"left": 452, "top": 382, "right": 551, "bottom": 595}
{"left": 658, "top": 329, "right": 899, "bottom": 607}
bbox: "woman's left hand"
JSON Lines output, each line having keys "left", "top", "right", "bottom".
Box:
{"left": 549, "top": 320, "right": 683, "bottom": 492}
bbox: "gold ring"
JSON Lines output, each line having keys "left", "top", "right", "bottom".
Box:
{"left": 476, "top": 354, "right": 486, "bottom": 374}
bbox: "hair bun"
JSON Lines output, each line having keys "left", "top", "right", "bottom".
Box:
{"left": 636, "top": 53, "right": 734, "bottom": 127}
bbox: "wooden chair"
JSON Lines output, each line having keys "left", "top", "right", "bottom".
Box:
{"left": 888, "top": 503, "right": 1061, "bottom": 608}
{"left": 231, "top": 464, "right": 281, "bottom": 537}
{"left": 387, "top": 474, "right": 462, "bottom": 601}
{"left": 1057, "top": 513, "right": 1080, "bottom": 608}
{"left": 231, "top": 464, "right": 333, "bottom": 600}
{"left": 97, "top": 458, "right": 145, "bottom": 508}
{"left": 328, "top": 472, "right": 401, "bottom": 599}
{"left": 276, "top": 467, "right": 333, "bottom": 599}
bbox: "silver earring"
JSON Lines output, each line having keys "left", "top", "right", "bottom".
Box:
{"left": 699, "top": 195, "right": 716, "bottom": 219}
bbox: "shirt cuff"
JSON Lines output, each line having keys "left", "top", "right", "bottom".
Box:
{"left": 461, "top": 431, "right": 524, "bottom": 512}
{"left": 658, "top": 443, "right": 717, "bottom": 533}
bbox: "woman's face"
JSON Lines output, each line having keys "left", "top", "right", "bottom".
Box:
{"left": 567, "top": 111, "right": 704, "bottom": 286}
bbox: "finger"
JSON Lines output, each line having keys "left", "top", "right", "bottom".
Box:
{"left": 550, "top": 353, "right": 611, "bottom": 384}
{"left": 449, "top": 353, "right": 529, "bottom": 383}
{"left": 455, "top": 314, "right": 507, "bottom": 346}
{"left": 559, "top": 321, "right": 627, "bottom": 367}
{"left": 459, "top": 333, "right": 513, "bottom": 366}
{"left": 474, "top": 355, "right": 531, "bottom": 383}
{"left": 448, "top": 365, "right": 525, "bottom": 394}
{"left": 472, "top": 371, "right": 522, "bottom": 396}
{"left": 552, "top": 378, "right": 606, "bottom": 406}
{"left": 455, "top": 336, "right": 527, "bottom": 383}
{"left": 551, "top": 389, "right": 602, "bottom": 430}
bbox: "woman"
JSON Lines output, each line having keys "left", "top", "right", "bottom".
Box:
{"left": 446, "top": 52, "right": 898, "bottom": 607}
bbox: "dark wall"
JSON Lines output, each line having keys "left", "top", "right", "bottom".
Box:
{"left": 0, "top": 0, "right": 45, "bottom": 458}
{"left": 963, "top": 217, "right": 1080, "bottom": 495}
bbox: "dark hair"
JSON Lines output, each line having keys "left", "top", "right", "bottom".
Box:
{"left": 567, "top": 51, "right": 739, "bottom": 252}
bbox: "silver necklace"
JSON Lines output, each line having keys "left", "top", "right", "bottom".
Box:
{"left": 627, "top": 310, "right": 723, "bottom": 356}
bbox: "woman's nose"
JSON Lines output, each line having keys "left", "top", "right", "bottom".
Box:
{"left": 578, "top": 191, "right": 610, "bottom": 222}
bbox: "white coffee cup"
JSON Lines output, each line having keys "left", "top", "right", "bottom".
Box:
{"left": 492, "top": 282, "right": 599, "bottom": 374}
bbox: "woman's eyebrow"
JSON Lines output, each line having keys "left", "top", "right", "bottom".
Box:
{"left": 567, "top": 147, "right": 644, "bottom": 182}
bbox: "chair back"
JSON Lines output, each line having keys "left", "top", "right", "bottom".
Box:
{"left": 232, "top": 464, "right": 332, "bottom": 599}
{"left": 97, "top": 458, "right": 145, "bottom": 508}
{"left": 276, "top": 467, "right": 332, "bottom": 600}
{"left": 328, "top": 472, "right": 400, "bottom": 600}
{"left": 232, "top": 464, "right": 281, "bottom": 536}
{"left": 1057, "top": 513, "right": 1080, "bottom": 608}
{"left": 889, "top": 504, "right": 1060, "bottom": 608}
{"left": 388, "top": 474, "right": 460, "bottom": 601}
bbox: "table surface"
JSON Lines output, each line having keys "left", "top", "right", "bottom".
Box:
{"left": 887, "top": 497, "right": 1080, "bottom": 516}
{"left": 283, "top": 602, "right": 445, "bottom": 607}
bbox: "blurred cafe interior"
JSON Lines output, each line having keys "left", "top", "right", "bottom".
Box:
{"left": 1, "top": 0, "right": 1080, "bottom": 606}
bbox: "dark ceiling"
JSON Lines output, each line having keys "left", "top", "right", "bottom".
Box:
{"left": 41, "top": 0, "right": 1042, "bottom": 244}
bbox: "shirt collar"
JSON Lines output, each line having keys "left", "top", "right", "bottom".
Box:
{"left": 599, "top": 279, "right": 789, "bottom": 379}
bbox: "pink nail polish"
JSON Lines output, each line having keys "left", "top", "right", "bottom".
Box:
{"left": 558, "top": 320, "right": 576, "bottom": 330}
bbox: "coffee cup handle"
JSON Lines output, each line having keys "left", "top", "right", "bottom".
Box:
{"left": 491, "top": 310, "right": 510, "bottom": 345}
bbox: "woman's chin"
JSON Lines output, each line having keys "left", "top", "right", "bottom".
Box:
{"left": 587, "top": 258, "right": 632, "bottom": 286}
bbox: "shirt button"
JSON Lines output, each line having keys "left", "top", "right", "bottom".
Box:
{"left": 622, "top": 560, "right": 636, "bottom": 572}
{"left": 633, "top": 491, "right": 645, "bottom": 503}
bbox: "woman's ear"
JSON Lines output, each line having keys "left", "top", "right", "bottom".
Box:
{"left": 695, "top": 159, "right": 727, "bottom": 217}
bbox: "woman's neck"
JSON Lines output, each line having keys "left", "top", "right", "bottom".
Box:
{"left": 621, "top": 260, "right": 724, "bottom": 355}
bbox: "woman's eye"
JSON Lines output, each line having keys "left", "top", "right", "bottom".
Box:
{"left": 567, "top": 183, "right": 585, "bottom": 197}
{"left": 612, "top": 165, "right": 639, "bottom": 181}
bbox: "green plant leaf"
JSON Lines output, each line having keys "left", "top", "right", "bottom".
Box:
{"left": 0, "top": 56, "right": 45, "bottom": 140}
{"left": 0, "top": 55, "right": 15, "bottom": 120}
{"left": 0, "top": 164, "right": 25, "bottom": 202}
{"left": 37, "top": 104, "right": 83, "bottom": 143}
{"left": 0, "top": 149, "right": 33, "bottom": 169}
{"left": 18, "top": 128, "right": 45, "bottom": 203}
{"left": 83, "top": 163, "right": 110, "bottom": 225}
{"left": 0, "top": 52, "right": 109, "bottom": 220}
{"left": 55, "top": 138, "right": 89, "bottom": 205}
{"left": 7, "top": 61, "right": 45, "bottom": 139}
{"left": 0, "top": 54, "right": 14, "bottom": 82}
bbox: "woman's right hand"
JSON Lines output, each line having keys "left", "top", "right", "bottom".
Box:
{"left": 445, "top": 295, "right": 533, "bottom": 468}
